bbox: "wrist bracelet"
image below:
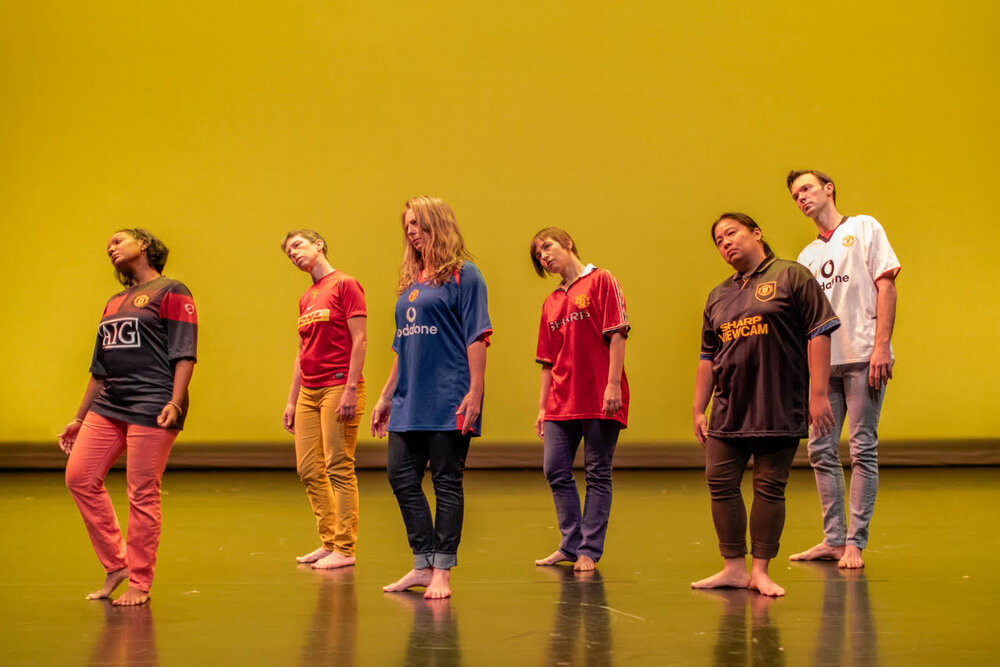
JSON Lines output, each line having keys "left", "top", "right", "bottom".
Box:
{"left": 166, "top": 401, "right": 183, "bottom": 414}
{"left": 71, "top": 418, "right": 84, "bottom": 424}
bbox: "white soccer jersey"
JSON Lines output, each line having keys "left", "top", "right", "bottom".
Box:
{"left": 797, "top": 215, "right": 900, "bottom": 365}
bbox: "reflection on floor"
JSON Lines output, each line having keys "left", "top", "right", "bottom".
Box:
{"left": 1, "top": 468, "right": 997, "bottom": 665}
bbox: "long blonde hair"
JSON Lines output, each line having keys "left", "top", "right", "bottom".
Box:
{"left": 396, "top": 196, "right": 473, "bottom": 294}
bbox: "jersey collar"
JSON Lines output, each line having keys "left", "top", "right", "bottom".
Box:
{"left": 558, "top": 263, "right": 596, "bottom": 292}
{"left": 731, "top": 253, "right": 776, "bottom": 283}
{"left": 817, "top": 216, "right": 849, "bottom": 242}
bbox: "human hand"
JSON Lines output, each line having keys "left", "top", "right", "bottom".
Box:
{"left": 336, "top": 386, "right": 358, "bottom": 422}
{"left": 58, "top": 420, "right": 83, "bottom": 454}
{"left": 157, "top": 402, "right": 181, "bottom": 428}
{"left": 370, "top": 398, "right": 391, "bottom": 438}
{"left": 692, "top": 413, "right": 708, "bottom": 447}
{"left": 283, "top": 402, "right": 296, "bottom": 434}
{"left": 535, "top": 409, "right": 546, "bottom": 440}
{"left": 456, "top": 389, "right": 483, "bottom": 434}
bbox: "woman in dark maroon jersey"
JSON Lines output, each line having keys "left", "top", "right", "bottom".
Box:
{"left": 59, "top": 229, "right": 197, "bottom": 607}
{"left": 691, "top": 213, "right": 838, "bottom": 597}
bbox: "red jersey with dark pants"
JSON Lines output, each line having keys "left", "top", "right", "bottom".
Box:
{"left": 535, "top": 264, "right": 629, "bottom": 563}
{"left": 68, "top": 276, "right": 198, "bottom": 593}
{"left": 699, "top": 256, "right": 839, "bottom": 560}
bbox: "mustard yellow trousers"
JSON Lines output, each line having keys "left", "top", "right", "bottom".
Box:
{"left": 295, "top": 381, "right": 365, "bottom": 555}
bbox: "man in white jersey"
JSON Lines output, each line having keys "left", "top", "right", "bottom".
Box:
{"left": 786, "top": 169, "right": 900, "bottom": 569}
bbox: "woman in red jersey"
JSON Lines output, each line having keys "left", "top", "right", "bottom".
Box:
{"left": 59, "top": 229, "right": 197, "bottom": 606}
{"left": 281, "top": 229, "right": 367, "bottom": 570}
{"left": 529, "top": 227, "right": 629, "bottom": 572}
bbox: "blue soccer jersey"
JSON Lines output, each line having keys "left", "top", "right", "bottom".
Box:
{"left": 389, "top": 262, "right": 492, "bottom": 435}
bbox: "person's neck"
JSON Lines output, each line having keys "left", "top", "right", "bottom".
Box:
{"left": 559, "top": 257, "right": 587, "bottom": 286}
{"left": 812, "top": 204, "right": 844, "bottom": 234}
{"left": 129, "top": 265, "right": 161, "bottom": 287}
{"left": 310, "top": 257, "right": 335, "bottom": 283}
{"left": 420, "top": 263, "right": 439, "bottom": 281}
{"left": 735, "top": 250, "right": 767, "bottom": 278}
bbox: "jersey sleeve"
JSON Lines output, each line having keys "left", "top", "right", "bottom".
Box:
{"left": 337, "top": 277, "right": 367, "bottom": 319}
{"left": 595, "top": 269, "right": 630, "bottom": 338}
{"left": 699, "top": 300, "right": 719, "bottom": 361}
{"left": 459, "top": 263, "right": 492, "bottom": 347}
{"left": 535, "top": 305, "right": 552, "bottom": 366}
{"left": 788, "top": 264, "right": 840, "bottom": 339}
{"left": 158, "top": 281, "right": 199, "bottom": 363}
{"left": 863, "top": 217, "right": 901, "bottom": 282}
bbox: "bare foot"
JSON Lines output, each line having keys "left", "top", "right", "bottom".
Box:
{"left": 748, "top": 572, "right": 785, "bottom": 597}
{"left": 838, "top": 545, "right": 865, "bottom": 569}
{"left": 788, "top": 541, "right": 845, "bottom": 562}
{"left": 573, "top": 555, "right": 596, "bottom": 572}
{"left": 424, "top": 568, "right": 452, "bottom": 599}
{"left": 383, "top": 568, "right": 433, "bottom": 593}
{"left": 296, "top": 546, "right": 333, "bottom": 564}
{"left": 691, "top": 570, "right": 750, "bottom": 590}
{"left": 312, "top": 552, "right": 355, "bottom": 569}
{"left": 112, "top": 586, "right": 150, "bottom": 607}
{"left": 748, "top": 558, "right": 785, "bottom": 597}
{"left": 87, "top": 567, "right": 129, "bottom": 600}
{"left": 535, "top": 549, "right": 575, "bottom": 566}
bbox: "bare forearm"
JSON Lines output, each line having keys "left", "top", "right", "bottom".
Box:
{"left": 73, "top": 376, "right": 105, "bottom": 420}
{"left": 807, "top": 336, "right": 832, "bottom": 398}
{"left": 287, "top": 351, "right": 302, "bottom": 404}
{"left": 467, "top": 340, "right": 487, "bottom": 394}
{"left": 538, "top": 366, "right": 552, "bottom": 410}
{"left": 379, "top": 357, "right": 399, "bottom": 401}
{"left": 171, "top": 360, "right": 196, "bottom": 405}
{"left": 606, "top": 332, "right": 626, "bottom": 387}
{"left": 874, "top": 278, "right": 897, "bottom": 349}
{"left": 692, "top": 359, "right": 714, "bottom": 415}
{"left": 345, "top": 316, "right": 367, "bottom": 390}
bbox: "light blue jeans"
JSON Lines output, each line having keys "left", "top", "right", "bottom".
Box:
{"left": 806, "top": 362, "right": 885, "bottom": 550}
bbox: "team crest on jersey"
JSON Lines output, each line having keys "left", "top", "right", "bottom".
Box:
{"left": 574, "top": 294, "right": 591, "bottom": 309}
{"left": 754, "top": 281, "right": 776, "bottom": 302}
{"left": 843, "top": 235, "right": 855, "bottom": 247}
{"left": 184, "top": 303, "right": 196, "bottom": 315}
{"left": 408, "top": 289, "right": 419, "bottom": 302}
{"left": 132, "top": 295, "right": 149, "bottom": 308}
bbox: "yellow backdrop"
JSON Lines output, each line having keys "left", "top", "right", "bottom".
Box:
{"left": 2, "top": 1, "right": 997, "bottom": 444}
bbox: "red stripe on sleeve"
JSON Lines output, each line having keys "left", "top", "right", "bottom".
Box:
{"left": 160, "top": 293, "right": 198, "bottom": 323}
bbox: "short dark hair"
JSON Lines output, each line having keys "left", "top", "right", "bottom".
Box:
{"left": 281, "top": 229, "right": 328, "bottom": 256}
{"left": 787, "top": 169, "right": 837, "bottom": 203}
{"left": 711, "top": 212, "right": 773, "bottom": 258}
{"left": 529, "top": 227, "right": 580, "bottom": 277}
{"left": 115, "top": 228, "right": 169, "bottom": 286}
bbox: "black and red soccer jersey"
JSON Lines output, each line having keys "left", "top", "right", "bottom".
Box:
{"left": 89, "top": 276, "right": 198, "bottom": 429}
{"left": 700, "top": 256, "right": 839, "bottom": 438}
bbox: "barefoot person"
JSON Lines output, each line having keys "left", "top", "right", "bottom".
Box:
{"left": 281, "top": 230, "right": 367, "bottom": 570}
{"left": 370, "top": 196, "right": 492, "bottom": 599}
{"left": 59, "top": 229, "right": 197, "bottom": 606}
{"left": 691, "top": 213, "right": 839, "bottom": 597}
{"left": 786, "top": 169, "right": 901, "bottom": 569}
{"left": 529, "top": 228, "right": 630, "bottom": 572}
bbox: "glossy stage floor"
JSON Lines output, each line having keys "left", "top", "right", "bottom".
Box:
{"left": 1, "top": 468, "right": 996, "bottom": 665}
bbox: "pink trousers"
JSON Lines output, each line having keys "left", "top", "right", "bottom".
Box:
{"left": 65, "top": 412, "right": 177, "bottom": 592}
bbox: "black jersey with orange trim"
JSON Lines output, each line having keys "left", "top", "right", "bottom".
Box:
{"left": 700, "top": 256, "right": 839, "bottom": 438}
{"left": 89, "top": 276, "right": 198, "bottom": 429}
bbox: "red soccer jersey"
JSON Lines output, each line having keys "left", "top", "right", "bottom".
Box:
{"left": 297, "top": 270, "right": 367, "bottom": 388}
{"left": 535, "top": 265, "right": 630, "bottom": 427}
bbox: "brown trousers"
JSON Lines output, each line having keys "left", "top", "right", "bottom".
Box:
{"left": 705, "top": 436, "right": 799, "bottom": 559}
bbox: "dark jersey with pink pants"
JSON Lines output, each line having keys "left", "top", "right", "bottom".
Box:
{"left": 89, "top": 276, "right": 198, "bottom": 429}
